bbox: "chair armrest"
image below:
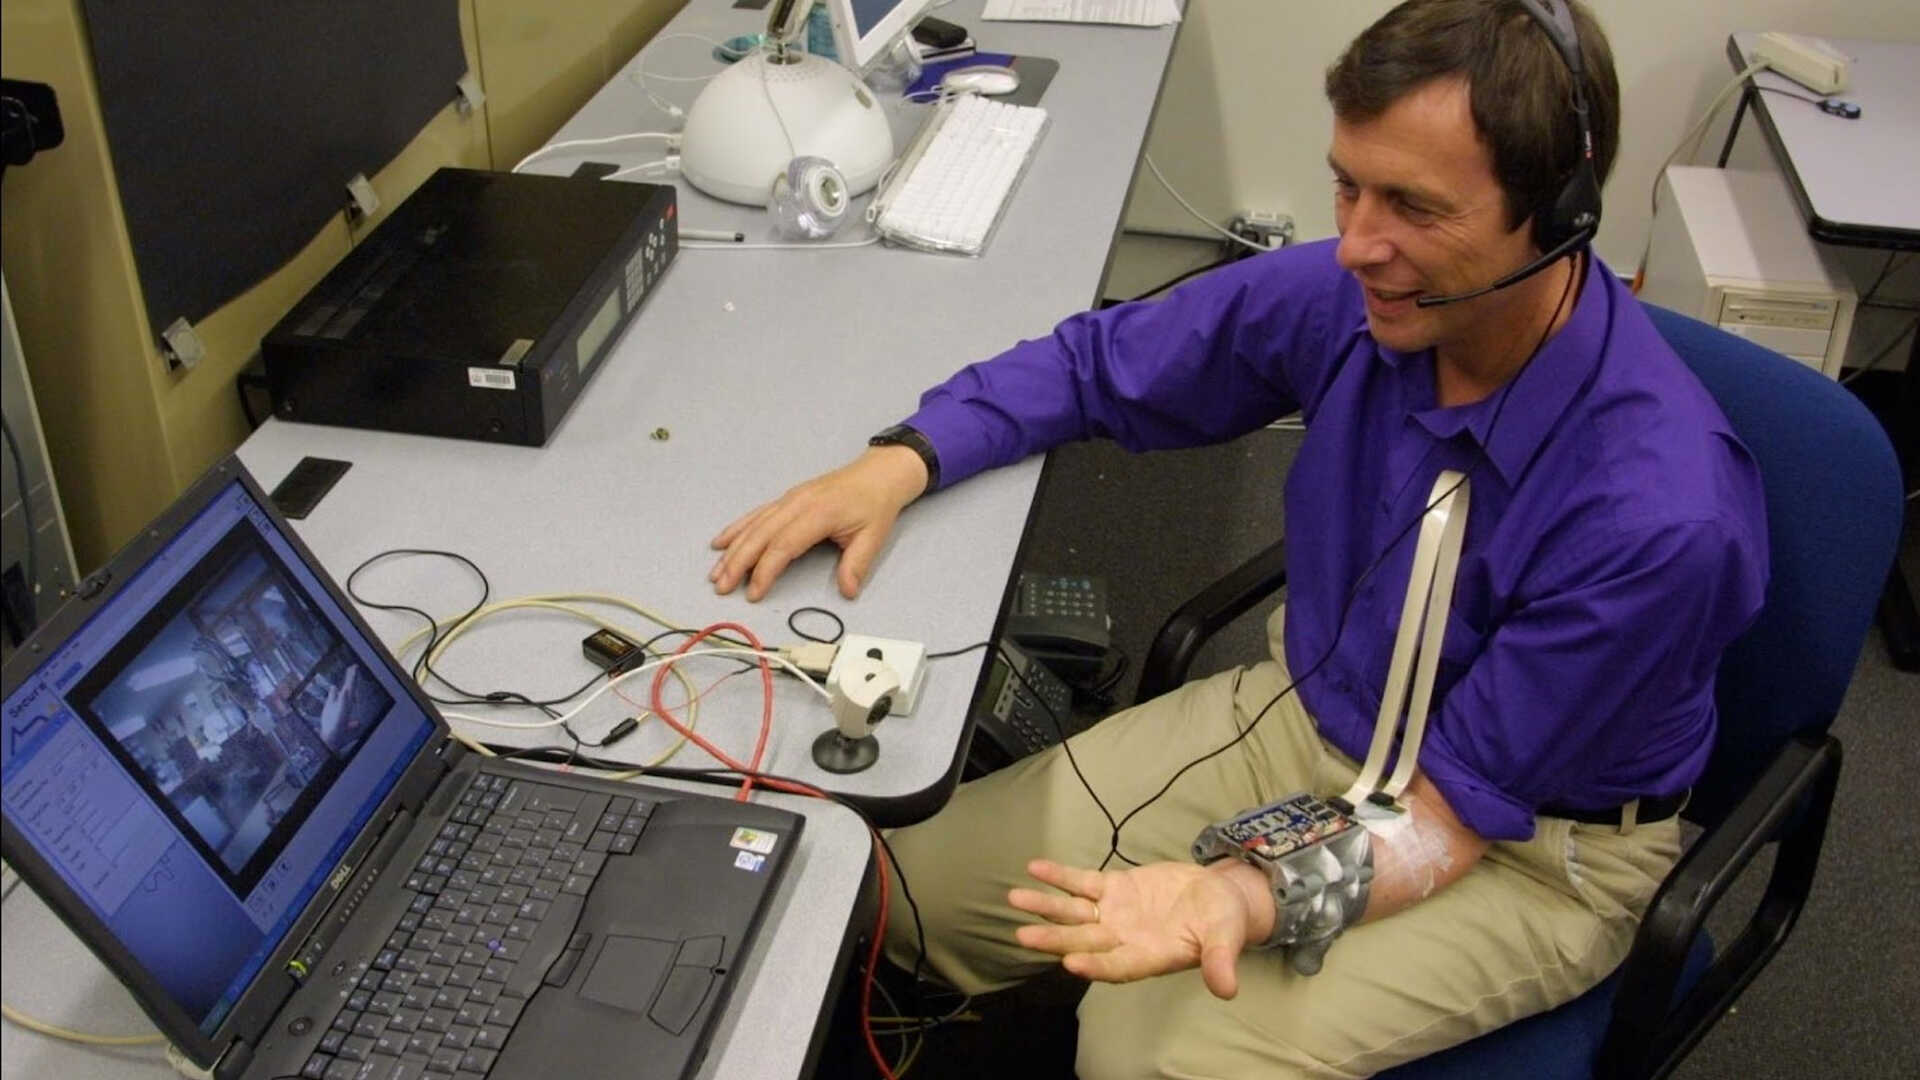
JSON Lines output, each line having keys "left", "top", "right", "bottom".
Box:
{"left": 1596, "top": 732, "right": 1842, "bottom": 1080}
{"left": 1136, "top": 538, "right": 1288, "bottom": 702}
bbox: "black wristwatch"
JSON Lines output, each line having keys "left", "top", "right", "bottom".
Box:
{"left": 868, "top": 424, "right": 941, "bottom": 493}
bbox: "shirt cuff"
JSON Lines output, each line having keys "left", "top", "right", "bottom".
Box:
{"left": 1417, "top": 729, "right": 1537, "bottom": 842}
{"left": 898, "top": 396, "right": 1001, "bottom": 491}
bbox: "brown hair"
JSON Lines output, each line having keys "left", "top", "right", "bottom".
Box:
{"left": 1324, "top": 0, "right": 1619, "bottom": 235}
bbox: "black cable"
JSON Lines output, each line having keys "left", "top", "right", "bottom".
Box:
{"left": 787, "top": 605, "right": 845, "bottom": 644}
{"left": 1839, "top": 319, "right": 1919, "bottom": 387}
{"left": 1862, "top": 251, "right": 1909, "bottom": 303}
{"left": 992, "top": 642, "right": 1144, "bottom": 866}
{"left": 926, "top": 640, "right": 990, "bottom": 660}
{"left": 1755, "top": 85, "right": 1838, "bottom": 109}
{"left": 1086, "top": 252, "right": 1583, "bottom": 872}
{"left": 1, "top": 414, "right": 39, "bottom": 634}
{"left": 1129, "top": 257, "right": 1233, "bottom": 303}
{"left": 344, "top": 548, "right": 761, "bottom": 712}
{"left": 345, "top": 549, "right": 609, "bottom": 711}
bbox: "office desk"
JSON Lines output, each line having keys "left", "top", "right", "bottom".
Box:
{"left": 0, "top": 778, "right": 874, "bottom": 1080}
{"left": 235, "top": 0, "right": 1185, "bottom": 820}
{"left": 1720, "top": 33, "right": 1920, "bottom": 671}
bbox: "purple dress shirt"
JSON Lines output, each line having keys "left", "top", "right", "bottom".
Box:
{"left": 902, "top": 239, "right": 1768, "bottom": 841}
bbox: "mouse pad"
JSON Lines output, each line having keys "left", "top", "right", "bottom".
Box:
{"left": 904, "top": 54, "right": 1058, "bottom": 108}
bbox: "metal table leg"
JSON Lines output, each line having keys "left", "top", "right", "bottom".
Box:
{"left": 1877, "top": 328, "right": 1920, "bottom": 672}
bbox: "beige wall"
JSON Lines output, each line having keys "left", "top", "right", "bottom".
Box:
{"left": 0, "top": 0, "right": 686, "bottom": 572}
{"left": 1120, "top": 1, "right": 1919, "bottom": 309}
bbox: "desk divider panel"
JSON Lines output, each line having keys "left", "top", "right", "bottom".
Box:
{"left": 79, "top": 1, "right": 466, "bottom": 341}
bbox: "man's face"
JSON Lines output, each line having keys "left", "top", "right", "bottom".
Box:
{"left": 1329, "top": 77, "right": 1540, "bottom": 356}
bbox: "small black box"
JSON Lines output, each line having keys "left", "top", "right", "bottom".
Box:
{"left": 262, "top": 168, "right": 677, "bottom": 445}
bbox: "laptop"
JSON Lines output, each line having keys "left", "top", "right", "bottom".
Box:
{"left": 1, "top": 457, "right": 803, "bottom": 1080}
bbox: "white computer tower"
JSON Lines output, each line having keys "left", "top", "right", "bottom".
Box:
{"left": 1641, "top": 166, "right": 1857, "bottom": 378}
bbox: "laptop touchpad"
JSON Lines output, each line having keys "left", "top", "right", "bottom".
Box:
{"left": 580, "top": 935, "right": 676, "bottom": 1013}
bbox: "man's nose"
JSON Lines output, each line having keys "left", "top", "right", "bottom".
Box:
{"left": 1335, "top": 195, "right": 1394, "bottom": 271}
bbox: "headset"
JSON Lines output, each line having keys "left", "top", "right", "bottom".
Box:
{"left": 1416, "top": 0, "right": 1603, "bottom": 307}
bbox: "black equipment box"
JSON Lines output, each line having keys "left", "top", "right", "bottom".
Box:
{"left": 262, "top": 167, "right": 677, "bottom": 445}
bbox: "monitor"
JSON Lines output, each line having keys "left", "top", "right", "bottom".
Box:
{"left": 824, "top": 0, "right": 937, "bottom": 73}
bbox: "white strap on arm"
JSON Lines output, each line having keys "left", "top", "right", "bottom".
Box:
{"left": 1341, "top": 470, "right": 1471, "bottom": 810}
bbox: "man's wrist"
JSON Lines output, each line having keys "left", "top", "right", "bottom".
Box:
{"left": 1208, "top": 858, "right": 1278, "bottom": 946}
{"left": 861, "top": 444, "right": 932, "bottom": 504}
{"left": 868, "top": 424, "right": 941, "bottom": 494}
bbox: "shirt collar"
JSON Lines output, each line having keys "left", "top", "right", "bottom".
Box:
{"left": 1388, "top": 252, "right": 1612, "bottom": 487}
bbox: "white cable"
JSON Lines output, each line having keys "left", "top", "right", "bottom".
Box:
{"left": 388, "top": 594, "right": 708, "bottom": 763}
{"left": 442, "top": 646, "right": 829, "bottom": 733}
{"left": 512, "top": 132, "right": 679, "bottom": 174}
{"left": 605, "top": 158, "right": 678, "bottom": 182}
{"left": 0, "top": 1002, "right": 165, "bottom": 1047}
{"left": 1143, "top": 154, "right": 1268, "bottom": 254}
{"left": 1647, "top": 60, "right": 1770, "bottom": 217}
{"left": 628, "top": 33, "right": 751, "bottom": 118}
{"left": 682, "top": 233, "right": 884, "bottom": 251}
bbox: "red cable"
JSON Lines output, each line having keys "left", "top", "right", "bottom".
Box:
{"left": 645, "top": 623, "right": 773, "bottom": 799}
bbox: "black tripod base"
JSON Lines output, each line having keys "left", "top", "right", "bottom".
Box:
{"left": 812, "top": 730, "right": 879, "bottom": 773}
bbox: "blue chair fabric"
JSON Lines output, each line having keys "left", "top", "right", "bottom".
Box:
{"left": 1373, "top": 306, "right": 1902, "bottom": 1079}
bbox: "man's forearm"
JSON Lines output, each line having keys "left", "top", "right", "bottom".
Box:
{"left": 1209, "top": 770, "right": 1489, "bottom": 947}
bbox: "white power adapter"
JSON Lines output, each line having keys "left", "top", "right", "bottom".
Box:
{"left": 827, "top": 634, "right": 929, "bottom": 716}
{"left": 1753, "top": 32, "right": 1850, "bottom": 95}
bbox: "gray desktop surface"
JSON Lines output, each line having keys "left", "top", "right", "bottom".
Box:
{"left": 1729, "top": 33, "right": 1920, "bottom": 246}
{"left": 235, "top": 0, "right": 1182, "bottom": 822}
{"left": 0, "top": 779, "right": 872, "bottom": 1080}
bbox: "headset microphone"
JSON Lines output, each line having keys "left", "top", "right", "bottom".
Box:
{"left": 1413, "top": 225, "right": 1591, "bottom": 308}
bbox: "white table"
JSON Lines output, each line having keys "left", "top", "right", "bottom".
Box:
{"left": 234, "top": 0, "right": 1186, "bottom": 822}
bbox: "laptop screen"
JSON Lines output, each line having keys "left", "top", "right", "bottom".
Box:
{"left": 1, "top": 478, "right": 438, "bottom": 1037}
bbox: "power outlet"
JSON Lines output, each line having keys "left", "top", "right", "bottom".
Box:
{"left": 827, "top": 634, "right": 929, "bottom": 716}
{"left": 1227, "top": 210, "right": 1294, "bottom": 256}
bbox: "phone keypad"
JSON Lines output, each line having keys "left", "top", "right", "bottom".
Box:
{"left": 1019, "top": 575, "right": 1106, "bottom": 623}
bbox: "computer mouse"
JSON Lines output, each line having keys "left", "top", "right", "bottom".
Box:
{"left": 941, "top": 65, "right": 1021, "bottom": 97}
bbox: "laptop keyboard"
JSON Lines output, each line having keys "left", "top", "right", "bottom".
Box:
{"left": 300, "top": 772, "right": 653, "bottom": 1080}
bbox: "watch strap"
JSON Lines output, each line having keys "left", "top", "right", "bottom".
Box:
{"left": 868, "top": 424, "right": 941, "bottom": 492}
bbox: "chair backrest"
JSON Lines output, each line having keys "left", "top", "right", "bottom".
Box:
{"left": 1643, "top": 304, "right": 1903, "bottom": 826}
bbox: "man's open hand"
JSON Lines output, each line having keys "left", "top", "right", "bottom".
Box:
{"left": 1008, "top": 857, "right": 1276, "bottom": 1000}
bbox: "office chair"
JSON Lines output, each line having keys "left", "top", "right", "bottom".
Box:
{"left": 1134, "top": 304, "right": 1904, "bottom": 1079}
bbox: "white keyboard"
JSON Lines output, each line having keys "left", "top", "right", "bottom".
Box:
{"left": 872, "top": 93, "right": 1049, "bottom": 255}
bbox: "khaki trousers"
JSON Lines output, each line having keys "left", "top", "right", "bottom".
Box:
{"left": 883, "top": 608, "right": 1680, "bottom": 1079}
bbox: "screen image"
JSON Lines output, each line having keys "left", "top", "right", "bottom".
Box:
{"left": 2, "top": 478, "right": 436, "bottom": 1035}
{"left": 67, "top": 528, "right": 393, "bottom": 893}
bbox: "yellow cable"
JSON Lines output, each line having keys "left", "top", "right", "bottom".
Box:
{"left": 389, "top": 596, "right": 709, "bottom": 765}
{"left": 0, "top": 1001, "right": 165, "bottom": 1046}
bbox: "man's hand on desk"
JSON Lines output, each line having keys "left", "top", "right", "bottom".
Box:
{"left": 709, "top": 445, "right": 929, "bottom": 601}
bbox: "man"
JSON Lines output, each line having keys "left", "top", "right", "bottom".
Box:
{"left": 711, "top": 1, "right": 1767, "bottom": 1074}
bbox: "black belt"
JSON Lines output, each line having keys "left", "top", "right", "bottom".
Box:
{"left": 1540, "top": 790, "right": 1687, "bottom": 827}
